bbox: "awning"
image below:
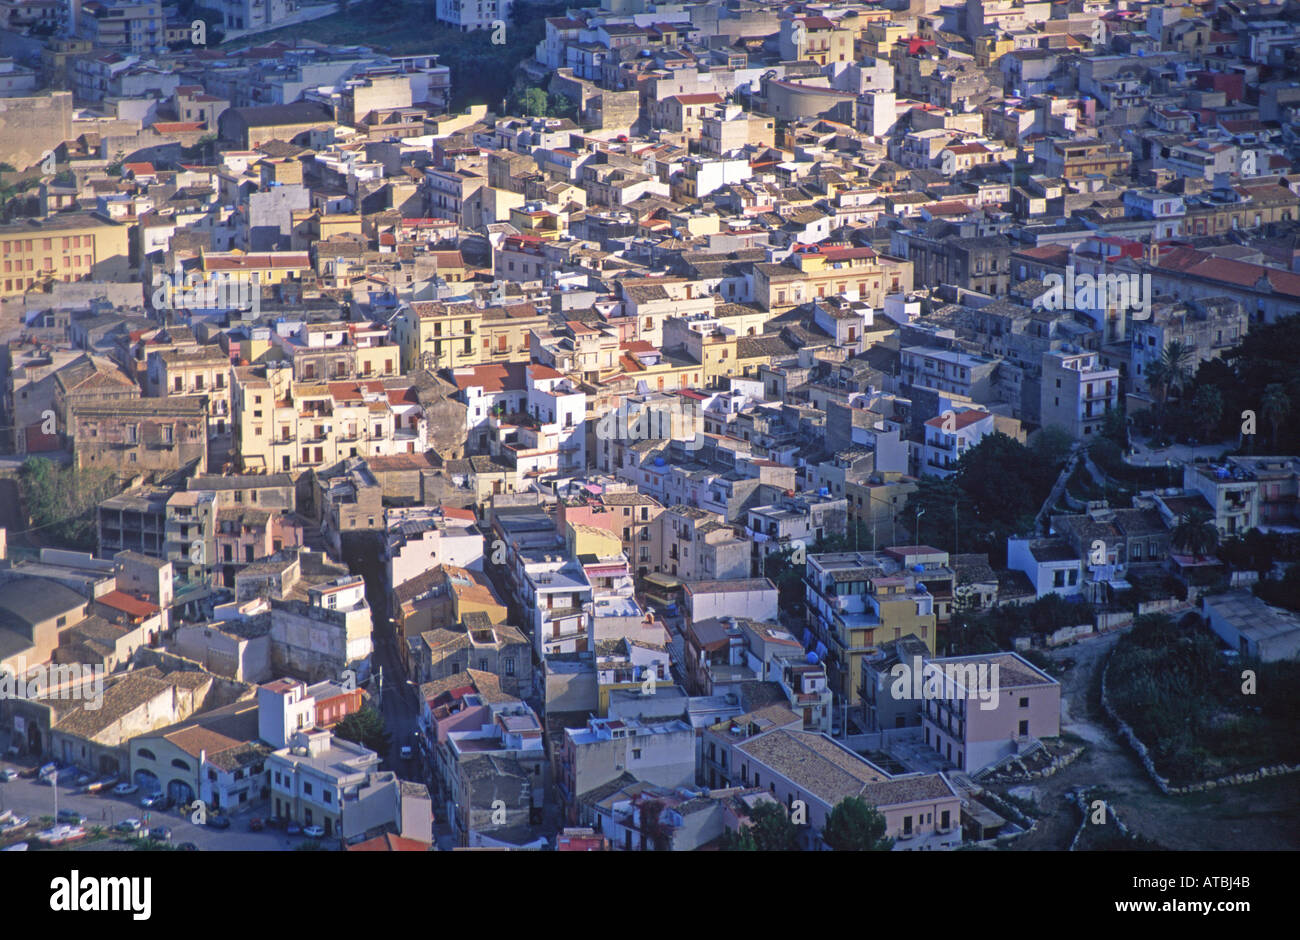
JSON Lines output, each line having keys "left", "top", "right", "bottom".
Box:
{"left": 643, "top": 573, "right": 682, "bottom": 589}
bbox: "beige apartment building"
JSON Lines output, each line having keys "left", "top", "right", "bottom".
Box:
{"left": 145, "top": 345, "right": 233, "bottom": 438}
{"left": 232, "top": 365, "right": 427, "bottom": 476}
{"left": 391, "top": 299, "right": 545, "bottom": 373}
{"left": 269, "top": 320, "right": 402, "bottom": 383}
{"left": 0, "top": 211, "right": 131, "bottom": 296}
{"left": 754, "top": 245, "right": 913, "bottom": 313}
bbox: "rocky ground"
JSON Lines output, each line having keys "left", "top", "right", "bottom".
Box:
{"left": 1000, "top": 631, "right": 1300, "bottom": 851}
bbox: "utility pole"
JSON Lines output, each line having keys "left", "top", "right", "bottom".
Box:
{"left": 916, "top": 507, "right": 925, "bottom": 549}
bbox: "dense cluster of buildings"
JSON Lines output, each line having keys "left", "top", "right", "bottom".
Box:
{"left": 0, "top": 0, "right": 1297, "bottom": 851}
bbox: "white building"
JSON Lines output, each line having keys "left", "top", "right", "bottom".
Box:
{"left": 435, "top": 0, "right": 512, "bottom": 32}
{"left": 921, "top": 408, "right": 995, "bottom": 478}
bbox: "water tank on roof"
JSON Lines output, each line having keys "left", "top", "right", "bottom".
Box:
{"left": 806, "top": 651, "right": 819, "bottom": 665}
{"left": 655, "top": 456, "right": 666, "bottom": 467}
{"left": 819, "top": 487, "right": 830, "bottom": 497}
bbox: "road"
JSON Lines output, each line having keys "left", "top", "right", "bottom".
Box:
{"left": 342, "top": 538, "right": 449, "bottom": 846}
{"left": 0, "top": 762, "right": 311, "bottom": 850}
{"left": 1002, "top": 630, "right": 1300, "bottom": 851}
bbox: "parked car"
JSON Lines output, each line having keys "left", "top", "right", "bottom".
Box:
{"left": 56, "top": 809, "right": 86, "bottom": 825}
{"left": 205, "top": 815, "right": 231, "bottom": 830}
{"left": 286, "top": 822, "right": 303, "bottom": 836}
{"left": 140, "top": 792, "right": 163, "bottom": 808}
{"left": 265, "top": 816, "right": 286, "bottom": 830}
{"left": 0, "top": 768, "right": 18, "bottom": 782}
{"left": 148, "top": 826, "right": 172, "bottom": 842}
{"left": 38, "top": 762, "right": 57, "bottom": 777}
{"left": 117, "top": 818, "right": 143, "bottom": 833}
{"left": 248, "top": 817, "right": 265, "bottom": 832}
{"left": 176, "top": 842, "right": 198, "bottom": 851}
{"left": 75, "top": 773, "right": 93, "bottom": 787}
{"left": 86, "top": 775, "right": 117, "bottom": 793}
{"left": 140, "top": 792, "right": 173, "bottom": 810}
{"left": 113, "top": 782, "right": 139, "bottom": 796}
{"left": 303, "top": 825, "right": 325, "bottom": 838}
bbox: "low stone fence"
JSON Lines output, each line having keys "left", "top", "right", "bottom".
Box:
{"left": 978, "top": 743, "right": 1085, "bottom": 784}
{"left": 1067, "top": 787, "right": 1129, "bottom": 851}
{"left": 1100, "top": 650, "right": 1300, "bottom": 795}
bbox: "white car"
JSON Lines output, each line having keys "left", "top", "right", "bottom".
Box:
{"left": 113, "top": 782, "right": 139, "bottom": 796}
{"left": 0, "top": 768, "right": 18, "bottom": 782}
{"left": 117, "top": 818, "right": 143, "bottom": 833}
{"left": 303, "top": 825, "right": 325, "bottom": 838}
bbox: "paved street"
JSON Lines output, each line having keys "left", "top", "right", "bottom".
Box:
{"left": 0, "top": 761, "right": 314, "bottom": 850}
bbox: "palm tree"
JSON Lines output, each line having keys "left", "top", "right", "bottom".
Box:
{"left": 1144, "top": 358, "right": 1169, "bottom": 404}
{"left": 1260, "top": 383, "right": 1291, "bottom": 450}
{"left": 1171, "top": 509, "right": 1219, "bottom": 560}
{"left": 1192, "top": 385, "right": 1223, "bottom": 443}
{"left": 1159, "top": 341, "right": 1194, "bottom": 402}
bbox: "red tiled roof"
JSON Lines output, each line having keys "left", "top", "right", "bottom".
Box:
{"left": 925, "top": 410, "right": 991, "bottom": 431}
{"left": 347, "top": 833, "right": 430, "bottom": 852}
{"left": 97, "top": 590, "right": 159, "bottom": 618}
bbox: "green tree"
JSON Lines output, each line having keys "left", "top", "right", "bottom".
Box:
{"left": 334, "top": 706, "right": 391, "bottom": 755}
{"left": 1144, "top": 358, "right": 1170, "bottom": 407}
{"left": 1192, "top": 385, "right": 1224, "bottom": 442}
{"left": 1099, "top": 406, "right": 1128, "bottom": 450}
{"left": 1160, "top": 341, "right": 1194, "bottom": 402}
{"left": 1171, "top": 509, "right": 1218, "bottom": 560}
{"left": 723, "top": 801, "right": 801, "bottom": 851}
{"left": 822, "top": 797, "right": 894, "bottom": 851}
{"left": 514, "top": 86, "right": 549, "bottom": 117}
{"left": 18, "top": 458, "right": 118, "bottom": 550}
{"left": 1260, "top": 383, "right": 1291, "bottom": 450}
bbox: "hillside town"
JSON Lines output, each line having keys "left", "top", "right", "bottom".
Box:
{"left": 0, "top": 0, "right": 1297, "bottom": 856}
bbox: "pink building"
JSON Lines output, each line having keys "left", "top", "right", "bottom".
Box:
{"left": 922, "top": 652, "right": 1060, "bottom": 774}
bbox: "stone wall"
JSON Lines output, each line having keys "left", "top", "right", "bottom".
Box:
{"left": 1100, "top": 649, "right": 1300, "bottom": 795}
{"left": 0, "top": 91, "right": 73, "bottom": 170}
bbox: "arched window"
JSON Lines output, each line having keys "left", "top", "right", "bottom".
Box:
{"left": 171, "top": 758, "right": 190, "bottom": 771}
{"left": 137, "top": 748, "right": 156, "bottom": 761}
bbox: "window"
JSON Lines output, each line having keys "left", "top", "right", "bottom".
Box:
{"left": 1019, "top": 696, "right": 1029, "bottom": 708}
{"left": 303, "top": 782, "right": 313, "bottom": 796}
{"left": 631, "top": 748, "right": 642, "bottom": 760}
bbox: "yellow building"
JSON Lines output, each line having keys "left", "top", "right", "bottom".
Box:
{"left": 391, "top": 299, "right": 545, "bottom": 372}
{"left": 753, "top": 244, "right": 913, "bottom": 312}
{"left": 565, "top": 521, "right": 624, "bottom": 559}
{"left": 974, "top": 34, "right": 1015, "bottom": 67}
{"left": 199, "top": 249, "right": 311, "bottom": 287}
{"left": 231, "top": 365, "right": 425, "bottom": 476}
{"left": 0, "top": 211, "right": 130, "bottom": 296}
